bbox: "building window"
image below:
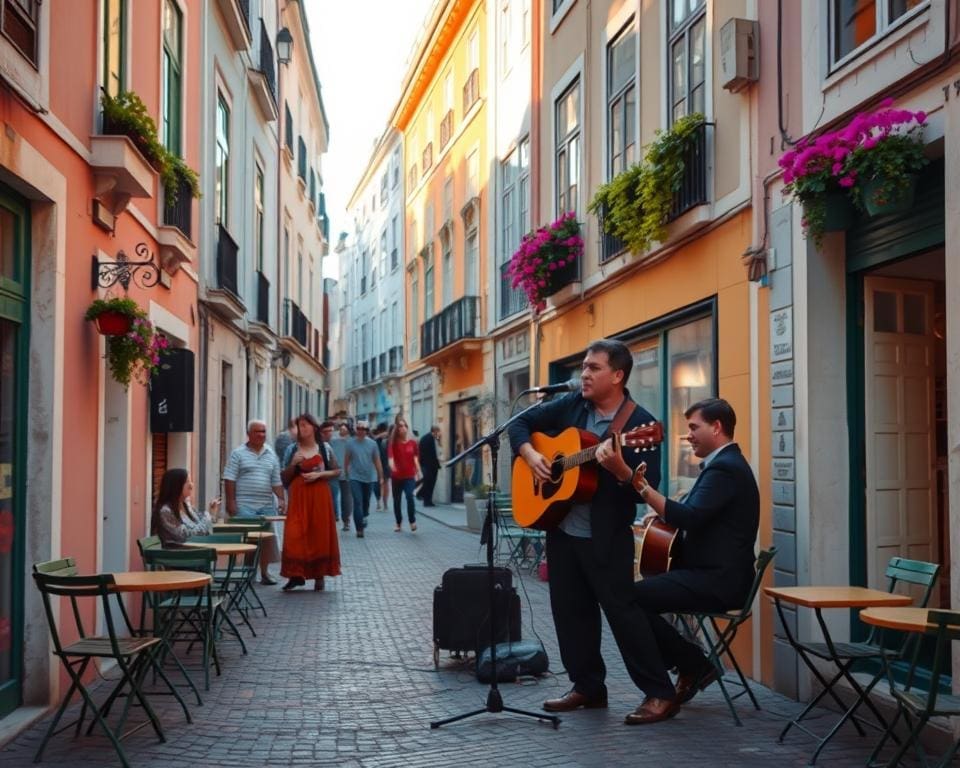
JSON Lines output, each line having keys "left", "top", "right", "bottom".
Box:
{"left": 831, "top": 0, "right": 926, "bottom": 65}
{"left": 254, "top": 165, "right": 264, "bottom": 272}
{"left": 2, "top": 0, "right": 39, "bottom": 66}
{"left": 500, "top": 1, "right": 512, "bottom": 77}
{"left": 607, "top": 22, "right": 637, "bottom": 176}
{"left": 423, "top": 246, "right": 434, "bottom": 319}
{"left": 466, "top": 150, "right": 479, "bottom": 202}
{"left": 215, "top": 94, "right": 230, "bottom": 225}
{"left": 521, "top": 0, "right": 530, "bottom": 47}
{"left": 297, "top": 242, "right": 304, "bottom": 305}
{"left": 555, "top": 79, "right": 581, "bottom": 216}
{"left": 379, "top": 231, "right": 387, "bottom": 277}
{"left": 409, "top": 266, "right": 419, "bottom": 358}
{"left": 465, "top": 227, "right": 479, "bottom": 297}
{"left": 161, "top": 0, "right": 182, "bottom": 155}
{"left": 102, "top": 0, "right": 125, "bottom": 96}
{"left": 501, "top": 136, "right": 529, "bottom": 263}
{"left": 391, "top": 215, "right": 399, "bottom": 270}
{"left": 441, "top": 227, "right": 453, "bottom": 307}
{"left": 668, "top": 0, "right": 706, "bottom": 124}
{"left": 464, "top": 29, "right": 480, "bottom": 112}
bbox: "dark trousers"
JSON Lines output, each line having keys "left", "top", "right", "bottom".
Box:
{"left": 420, "top": 466, "right": 438, "bottom": 505}
{"left": 633, "top": 571, "right": 723, "bottom": 675}
{"left": 349, "top": 480, "right": 375, "bottom": 530}
{"left": 547, "top": 528, "right": 676, "bottom": 700}
{"left": 392, "top": 478, "right": 416, "bottom": 524}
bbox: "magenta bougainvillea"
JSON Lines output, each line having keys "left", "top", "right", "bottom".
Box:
{"left": 778, "top": 99, "right": 927, "bottom": 244}
{"left": 507, "top": 212, "right": 583, "bottom": 313}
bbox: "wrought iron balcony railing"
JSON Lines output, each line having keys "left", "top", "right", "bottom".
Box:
{"left": 389, "top": 345, "right": 403, "bottom": 372}
{"left": 420, "top": 295, "right": 478, "bottom": 358}
{"left": 597, "top": 205, "right": 628, "bottom": 263}
{"left": 162, "top": 177, "right": 193, "bottom": 238}
{"left": 668, "top": 120, "right": 710, "bottom": 221}
{"left": 258, "top": 19, "right": 277, "bottom": 103}
{"left": 216, "top": 224, "right": 239, "bottom": 298}
{"left": 499, "top": 261, "right": 526, "bottom": 320}
{"left": 283, "top": 298, "right": 308, "bottom": 347}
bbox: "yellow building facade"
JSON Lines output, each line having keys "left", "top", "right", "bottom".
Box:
{"left": 392, "top": 0, "right": 491, "bottom": 502}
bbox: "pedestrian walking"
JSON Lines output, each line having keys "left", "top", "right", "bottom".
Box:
{"left": 375, "top": 422, "right": 391, "bottom": 511}
{"left": 274, "top": 417, "right": 297, "bottom": 462}
{"left": 222, "top": 419, "right": 284, "bottom": 584}
{"left": 343, "top": 419, "right": 383, "bottom": 537}
{"left": 418, "top": 425, "right": 442, "bottom": 507}
{"left": 330, "top": 422, "right": 354, "bottom": 530}
{"left": 279, "top": 414, "right": 342, "bottom": 591}
{"left": 387, "top": 416, "right": 421, "bottom": 532}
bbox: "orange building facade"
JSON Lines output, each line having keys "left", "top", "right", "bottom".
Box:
{"left": 0, "top": 1, "right": 201, "bottom": 724}
{"left": 393, "top": 0, "right": 491, "bottom": 502}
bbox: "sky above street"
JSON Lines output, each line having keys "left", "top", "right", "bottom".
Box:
{"left": 309, "top": 0, "right": 435, "bottom": 278}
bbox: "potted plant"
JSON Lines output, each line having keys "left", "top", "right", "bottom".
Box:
{"left": 506, "top": 212, "right": 583, "bottom": 313}
{"left": 101, "top": 90, "right": 201, "bottom": 208}
{"left": 589, "top": 113, "right": 705, "bottom": 255}
{"left": 778, "top": 100, "right": 927, "bottom": 243}
{"left": 85, "top": 298, "right": 170, "bottom": 388}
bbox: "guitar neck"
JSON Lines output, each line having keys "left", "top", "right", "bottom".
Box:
{"left": 563, "top": 442, "right": 605, "bottom": 471}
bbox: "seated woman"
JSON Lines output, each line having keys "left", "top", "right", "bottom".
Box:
{"left": 151, "top": 468, "right": 220, "bottom": 546}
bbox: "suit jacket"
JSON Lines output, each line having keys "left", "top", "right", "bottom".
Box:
{"left": 508, "top": 390, "right": 661, "bottom": 557}
{"left": 419, "top": 433, "right": 440, "bottom": 471}
{"left": 663, "top": 443, "right": 759, "bottom": 607}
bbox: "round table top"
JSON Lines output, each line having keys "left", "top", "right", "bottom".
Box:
{"left": 263, "top": 515, "right": 287, "bottom": 522}
{"left": 183, "top": 541, "right": 257, "bottom": 556}
{"left": 243, "top": 531, "right": 274, "bottom": 540}
{"left": 764, "top": 585, "right": 913, "bottom": 609}
{"left": 860, "top": 606, "right": 951, "bottom": 632}
{"left": 110, "top": 571, "right": 211, "bottom": 592}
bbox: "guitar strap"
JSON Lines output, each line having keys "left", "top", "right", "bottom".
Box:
{"left": 605, "top": 398, "right": 637, "bottom": 443}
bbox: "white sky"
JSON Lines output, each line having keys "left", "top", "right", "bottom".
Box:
{"left": 306, "top": 0, "right": 435, "bottom": 278}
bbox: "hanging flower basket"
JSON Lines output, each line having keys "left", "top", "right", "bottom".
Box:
{"left": 93, "top": 310, "right": 133, "bottom": 336}
{"left": 860, "top": 173, "right": 918, "bottom": 217}
{"left": 804, "top": 191, "right": 856, "bottom": 233}
{"left": 506, "top": 212, "right": 583, "bottom": 313}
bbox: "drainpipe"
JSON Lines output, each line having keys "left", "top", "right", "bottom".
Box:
{"left": 198, "top": 302, "right": 209, "bottom": 498}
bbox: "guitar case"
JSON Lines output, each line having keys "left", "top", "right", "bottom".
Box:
{"left": 432, "top": 564, "right": 521, "bottom": 668}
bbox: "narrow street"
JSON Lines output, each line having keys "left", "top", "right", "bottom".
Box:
{"left": 4, "top": 505, "right": 884, "bottom": 767}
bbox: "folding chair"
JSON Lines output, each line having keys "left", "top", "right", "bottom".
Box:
{"left": 141, "top": 547, "right": 239, "bottom": 691}
{"left": 675, "top": 547, "right": 776, "bottom": 726}
{"left": 187, "top": 532, "right": 260, "bottom": 635}
{"left": 32, "top": 558, "right": 165, "bottom": 768}
{"left": 783, "top": 557, "right": 940, "bottom": 750}
{"left": 136, "top": 535, "right": 162, "bottom": 562}
{"left": 867, "top": 609, "right": 960, "bottom": 768}
{"left": 212, "top": 521, "right": 271, "bottom": 618}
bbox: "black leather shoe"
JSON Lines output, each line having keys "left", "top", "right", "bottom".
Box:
{"left": 675, "top": 664, "right": 721, "bottom": 704}
{"left": 543, "top": 689, "right": 608, "bottom": 712}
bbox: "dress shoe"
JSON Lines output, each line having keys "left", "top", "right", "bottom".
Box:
{"left": 542, "top": 689, "right": 608, "bottom": 713}
{"left": 624, "top": 696, "right": 681, "bottom": 725}
{"left": 675, "top": 664, "right": 721, "bottom": 705}
{"left": 410, "top": 522, "right": 417, "bottom": 532}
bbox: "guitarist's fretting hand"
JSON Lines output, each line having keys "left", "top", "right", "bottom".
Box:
{"left": 518, "top": 443, "right": 553, "bottom": 482}
{"left": 595, "top": 437, "right": 634, "bottom": 483}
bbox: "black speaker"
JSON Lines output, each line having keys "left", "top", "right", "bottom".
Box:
{"left": 150, "top": 347, "right": 195, "bottom": 433}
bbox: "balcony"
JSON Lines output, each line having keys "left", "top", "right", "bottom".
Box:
{"left": 420, "top": 295, "right": 479, "bottom": 360}
{"left": 247, "top": 20, "right": 278, "bottom": 121}
{"left": 156, "top": 177, "right": 197, "bottom": 274}
{"left": 462, "top": 68, "right": 479, "bottom": 114}
{"left": 440, "top": 109, "right": 453, "bottom": 149}
{"left": 597, "top": 205, "right": 628, "bottom": 263}
{"left": 217, "top": 0, "right": 252, "bottom": 51}
{"left": 89, "top": 134, "right": 156, "bottom": 228}
{"left": 247, "top": 270, "right": 273, "bottom": 343}
{"left": 378, "top": 352, "right": 387, "bottom": 377}
{"left": 207, "top": 224, "right": 245, "bottom": 320}
{"left": 282, "top": 298, "right": 308, "bottom": 348}
{"left": 361, "top": 359, "right": 370, "bottom": 384}
{"left": 668, "top": 120, "right": 710, "bottom": 221}
{"left": 284, "top": 104, "right": 294, "bottom": 155}
{"left": 499, "top": 262, "right": 526, "bottom": 320}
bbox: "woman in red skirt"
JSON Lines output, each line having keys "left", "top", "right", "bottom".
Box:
{"left": 280, "top": 414, "right": 342, "bottom": 591}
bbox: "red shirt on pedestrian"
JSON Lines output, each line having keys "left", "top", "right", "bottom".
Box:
{"left": 388, "top": 438, "right": 419, "bottom": 480}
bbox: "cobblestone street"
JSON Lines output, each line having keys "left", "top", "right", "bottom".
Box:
{"left": 2, "top": 504, "right": 904, "bottom": 767}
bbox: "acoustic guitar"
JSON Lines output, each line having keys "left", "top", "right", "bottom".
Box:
{"left": 632, "top": 462, "right": 680, "bottom": 577}
{"left": 511, "top": 423, "right": 663, "bottom": 530}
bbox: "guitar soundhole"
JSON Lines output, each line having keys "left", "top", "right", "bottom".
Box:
{"left": 537, "top": 456, "right": 564, "bottom": 501}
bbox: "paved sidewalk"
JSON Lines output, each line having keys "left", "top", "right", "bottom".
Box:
{"left": 2, "top": 503, "right": 906, "bottom": 767}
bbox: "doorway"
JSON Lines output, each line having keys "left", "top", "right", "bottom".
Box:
{"left": 449, "top": 398, "right": 481, "bottom": 503}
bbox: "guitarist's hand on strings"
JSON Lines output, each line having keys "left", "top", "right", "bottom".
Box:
{"left": 595, "top": 438, "right": 633, "bottom": 483}
{"left": 518, "top": 443, "right": 553, "bottom": 482}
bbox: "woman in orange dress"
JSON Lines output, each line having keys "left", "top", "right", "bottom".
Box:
{"left": 280, "top": 414, "right": 342, "bottom": 591}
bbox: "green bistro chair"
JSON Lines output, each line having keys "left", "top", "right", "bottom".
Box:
{"left": 675, "top": 547, "right": 777, "bottom": 726}
{"left": 868, "top": 609, "right": 960, "bottom": 767}
{"left": 187, "top": 533, "right": 259, "bottom": 636}
{"left": 141, "top": 547, "right": 239, "bottom": 691}
{"left": 32, "top": 558, "right": 165, "bottom": 768}
{"left": 136, "top": 535, "right": 162, "bottom": 563}
{"left": 213, "top": 521, "right": 271, "bottom": 618}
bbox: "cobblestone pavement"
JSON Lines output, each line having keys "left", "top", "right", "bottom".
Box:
{"left": 2, "top": 504, "right": 917, "bottom": 767}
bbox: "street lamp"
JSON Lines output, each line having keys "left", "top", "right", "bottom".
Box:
{"left": 276, "top": 27, "right": 293, "bottom": 65}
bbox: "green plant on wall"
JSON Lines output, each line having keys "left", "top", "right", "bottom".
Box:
{"left": 85, "top": 297, "right": 169, "bottom": 388}
{"left": 589, "top": 113, "right": 705, "bottom": 255}
{"left": 101, "top": 90, "right": 200, "bottom": 208}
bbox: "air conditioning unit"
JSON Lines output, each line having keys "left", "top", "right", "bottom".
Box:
{"left": 719, "top": 18, "right": 759, "bottom": 93}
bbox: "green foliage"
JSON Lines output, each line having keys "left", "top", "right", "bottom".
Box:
{"left": 846, "top": 133, "right": 927, "bottom": 211}
{"left": 100, "top": 90, "right": 201, "bottom": 209}
{"left": 589, "top": 113, "right": 705, "bottom": 255}
{"left": 85, "top": 297, "right": 169, "bottom": 388}
{"left": 84, "top": 296, "right": 143, "bottom": 321}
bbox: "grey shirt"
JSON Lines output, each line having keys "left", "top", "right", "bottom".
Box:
{"left": 344, "top": 436, "right": 381, "bottom": 483}
{"left": 330, "top": 436, "right": 350, "bottom": 479}
{"left": 559, "top": 403, "right": 616, "bottom": 539}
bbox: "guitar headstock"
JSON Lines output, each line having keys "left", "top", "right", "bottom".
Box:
{"left": 621, "top": 422, "right": 664, "bottom": 451}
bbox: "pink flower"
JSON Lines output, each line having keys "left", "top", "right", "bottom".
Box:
{"left": 838, "top": 175, "right": 855, "bottom": 188}
{"left": 915, "top": 110, "right": 927, "bottom": 124}
{"left": 879, "top": 97, "right": 894, "bottom": 109}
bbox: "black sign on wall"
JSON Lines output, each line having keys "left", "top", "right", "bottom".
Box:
{"left": 150, "top": 347, "right": 195, "bottom": 433}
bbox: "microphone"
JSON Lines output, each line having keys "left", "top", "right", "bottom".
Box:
{"left": 523, "top": 379, "right": 580, "bottom": 395}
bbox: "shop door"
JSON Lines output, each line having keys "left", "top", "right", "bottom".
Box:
{"left": 0, "top": 191, "right": 28, "bottom": 719}
{"left": 864, "top": 277, "right": 937, "bottom": 600}
{"left": 449, "top": 398, "right": 480, "bottom": 503}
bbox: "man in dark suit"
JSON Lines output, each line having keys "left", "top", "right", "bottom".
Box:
{"left": 510, "top": 339, "right": 666, "bottom": 723}
{"left": 629, "top": 397, "right": 760, "bottom": 724}
{"left": 418, "top": 425, "right": 441, "bottom": 506}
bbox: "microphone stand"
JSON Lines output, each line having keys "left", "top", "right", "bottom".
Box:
{"left": 430, "top": 397, "right": 560, "bottom": 730}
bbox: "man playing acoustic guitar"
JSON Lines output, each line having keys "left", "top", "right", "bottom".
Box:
{"left": 630, "top": 398, "right": 760, "bottom": 723}
{"left": 509, "top": 339, "right": 667, "bottom": 723}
